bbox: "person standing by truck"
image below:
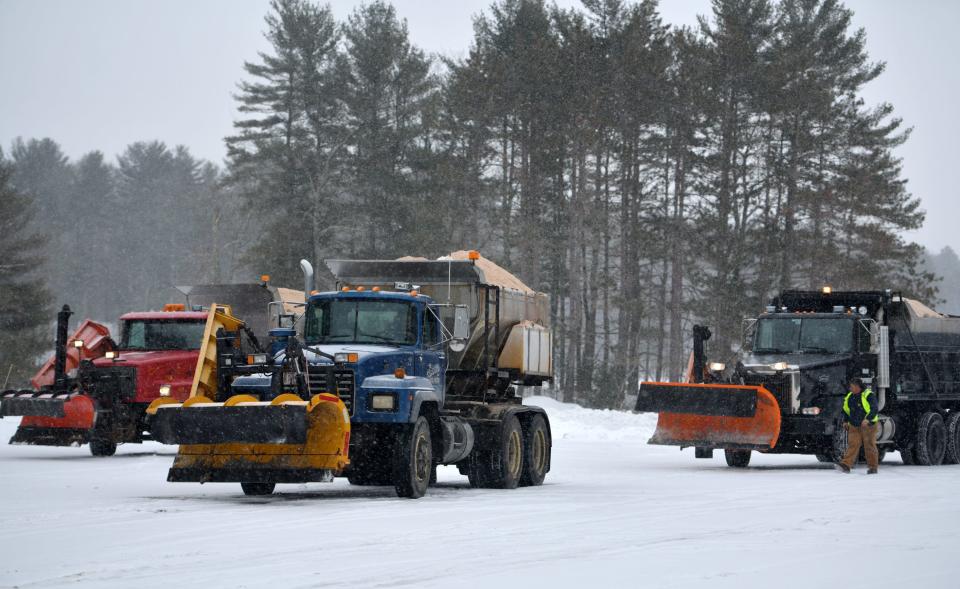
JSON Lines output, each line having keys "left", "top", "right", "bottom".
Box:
{"left": 838, "top": 378, "right": 880, "bottom": 474}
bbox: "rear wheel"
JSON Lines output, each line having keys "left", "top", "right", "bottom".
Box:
{"left": 89, "top": 440, "right": 117, "bottom": 457}
{"left": 393, "top": 416, "right": 432, "bottom": 499}
{"left": 240, "top": 482, "right": 275, "bottom": 496}
{"left": 520, "top": 414, "right": 550, "bottom": 487}
{"left": 468, "top": 415, "right": 524, "bottom": 489}
{"left": 915, "top": 412, "right": 947, "bottom": 466}
{"left": 945, "top": 412, "right": 960, "bottom": 465}
{"left": 724, "top": 449, "right": 751, "bottom": 468}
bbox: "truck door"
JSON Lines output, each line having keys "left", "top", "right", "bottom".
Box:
{"left": 417, "top": 306, "right": 446, "bottom": 401}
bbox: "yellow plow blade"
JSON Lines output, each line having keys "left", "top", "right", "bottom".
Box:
{"left": 153, "top": 393, "right": 351, "bottom": 483}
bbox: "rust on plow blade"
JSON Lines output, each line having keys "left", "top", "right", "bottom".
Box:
{"left": 636, "top": 382, "right": 781, "bottom": 450}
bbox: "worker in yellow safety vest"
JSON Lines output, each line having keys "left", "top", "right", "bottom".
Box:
{"left": 838, "top": 378, "right": 880, "bottom": 474}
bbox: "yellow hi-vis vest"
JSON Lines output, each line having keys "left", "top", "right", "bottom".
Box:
{"left": 843, "top": 388, "right": 878, "bottom": 423}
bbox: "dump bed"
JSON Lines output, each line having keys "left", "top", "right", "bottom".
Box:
{"left": 325, "top": 252, "right": 551, "bottom": 379}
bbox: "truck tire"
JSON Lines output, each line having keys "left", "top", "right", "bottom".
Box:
{"left": 520, "top": 414, "right": 550, "bottom": 487}
{"left": 915, "top": 412, "right": 947, "bottom": 466}
{"left": 724, "top": 449, "right": 751, "bottom": 468}
{"left": 393, "top": 416, "right": 432, "bottom": 499}
{"left": 945, "top": 412, "right": 960, "bottom": 465}
{"left": 89, "top": 440, "right": 117, "bottom": 457}
{"left": 468, "top": 415, "right": 524, "bottom": 489}
{"left": 815, "top": 453, "right": 834, "bottom": 463}
{"left": 240, "top": 482, "right": 275, "bottom": 496}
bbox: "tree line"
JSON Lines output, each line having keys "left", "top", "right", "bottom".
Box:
{"left": 1, "top": 0, "right": 935, "bottom": 407}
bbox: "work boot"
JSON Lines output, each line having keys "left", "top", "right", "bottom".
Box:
{"left": 867, "top": 468, "right": 878, "bottom": 475}
{"left": 836, "top": 463, "right": 850, "bottom": 473}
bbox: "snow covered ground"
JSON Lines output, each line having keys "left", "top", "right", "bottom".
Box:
{"left": 1, "top": 397, "right": 957, "bottom": 589}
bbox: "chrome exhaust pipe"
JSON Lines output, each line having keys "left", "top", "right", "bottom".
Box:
{"left": 299, "top": 259, "right": 314, "bottom": 295}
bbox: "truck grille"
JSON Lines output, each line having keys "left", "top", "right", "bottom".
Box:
{"left": 307, "top": 366, "right": 356, "bottom": 415}
{"left": 744, "top": 375, "right": 790, "bottom": 414}
{"left": 82, "top": 366, "right": 137, "bottom": 400}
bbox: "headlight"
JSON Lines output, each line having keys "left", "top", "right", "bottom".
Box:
{"left": 708, "top": 362, "right": 726, "bottom": 372}
{"left": 105, "top": 350, "right": 117, "bottom": 360}
{"left": 802, "top": 407, "right": 821, "bottom": 415}
{"left": 370, "top": 394, "right": 396, "bottom": 411}
{"left": 772, "top": 361, "right": 788, "bottom": 371}
{"left": 246, "top": 353, "right": 268, "bottom": 365}
{"left": 159, "top": 384, "right": 171, "bottom": 397}
{"left": 335, "top": 352, "right": 359, "bottom": 363}
{"left": 73, "top": 339, "right": 85, "bottom": 349}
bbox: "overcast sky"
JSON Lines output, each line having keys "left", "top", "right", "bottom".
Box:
{"left": 1, "top": 0, "right": 957, "bottom": 253}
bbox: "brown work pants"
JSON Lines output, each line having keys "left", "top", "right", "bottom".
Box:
{"left": 841, "top": 422, "right": 879, "bottom": 470}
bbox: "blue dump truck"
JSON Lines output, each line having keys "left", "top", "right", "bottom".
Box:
{"left": 148, "top": 251, "right": 553, "bottom": 498}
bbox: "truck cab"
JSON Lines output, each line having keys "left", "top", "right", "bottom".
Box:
{"left": 89, "top": 311, "right": 208, "bottom": 404}
{"left": 298, "top": 290, "right": 446, "bottom": 423}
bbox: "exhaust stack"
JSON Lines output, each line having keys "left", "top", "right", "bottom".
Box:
{"left": 300, "top": 259, "right": 314, "bottom": 295}
{"left": 53, "top": 305, "right": 73, "bottom": 389}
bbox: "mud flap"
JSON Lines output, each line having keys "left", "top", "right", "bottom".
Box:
{"left": 636, "top": 382, "right": 781, "bottom": 450}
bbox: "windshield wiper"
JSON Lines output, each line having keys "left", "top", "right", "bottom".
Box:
{"left": 753, "top": 347, "right": 792, "bottom": 354}
{"left": 800, "top": 346, "right": 830, "bottom": 354}
{"left": 358, "top": 332, "right": 394, "bottom": 343}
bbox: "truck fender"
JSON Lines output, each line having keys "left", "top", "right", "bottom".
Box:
{"left": 359, "top": 374, "right": 436, "bottom": 423}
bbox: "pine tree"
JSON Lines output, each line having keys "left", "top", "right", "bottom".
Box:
{"left": 112, "top": 141, "right": 207, "bottom": 310}
{"left": 341, "top": 0, "right": 437, "bottom": 257}
{"left": 69, "top": 151, "right": 115, "bottom": 319}
{"left": 227, "top": 0, "right": 342, "bottom": 285}
{"left": 0, "top": 150, "right": 53, "bottom": 388}
{"left": 8, "top": 138, "right": 76, "bottom": 315}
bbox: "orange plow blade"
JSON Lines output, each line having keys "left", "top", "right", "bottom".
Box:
{"left": 6, "top": 394, "right": 97, "bottom": 446}
{"left": 635, "top": 382, "right": 781, "bottom": 450}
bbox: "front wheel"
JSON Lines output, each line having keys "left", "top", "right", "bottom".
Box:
{"left": 724, "top": 449, "right": 751, "bottom": 468}
{"left": 815, "top": 453, "right": 834, "bottom": 463}
{"left": 393, "top": 416, "right": 432, "bottom": 499}
{"left": 240, "top": 482, "right": 275, "bottom": 496}
{"left": 89, "top": 440, "right": 117, "bottom": 457}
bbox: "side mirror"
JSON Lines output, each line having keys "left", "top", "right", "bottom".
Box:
{"left": 450, "top": 305, "right": 469, "bottom": 352}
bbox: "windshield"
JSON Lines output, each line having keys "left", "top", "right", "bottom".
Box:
{"left": 754, "top": 317, "right": 853, "bottom": 354}
{"left": 120, "top": 320, "right": 205, "bottom": 350}
{"left": 304, "top": 299, "right": 418, "bottom": 346}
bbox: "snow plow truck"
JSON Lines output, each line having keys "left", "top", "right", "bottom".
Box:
{"left": 0, "top": 282, "right": 303, "bottom": 456}
{"left": 635, "top": 289, "right": 960, "bottom": 467}
{"left": 147, "top": 251, "right": 553, "bottom": 498}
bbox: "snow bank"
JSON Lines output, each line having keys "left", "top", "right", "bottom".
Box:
{"left": 525, "top": 395, "right": 657, "bottom": 441}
